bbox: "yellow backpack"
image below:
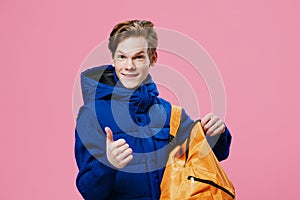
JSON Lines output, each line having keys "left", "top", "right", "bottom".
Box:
{"left": 160, "top": 105, "right": 236, "bottom": 200}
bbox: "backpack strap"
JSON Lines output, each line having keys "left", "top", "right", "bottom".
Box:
{"left": 170, "top": 105, "right": 182, "bottom": 137}
{"left": 169, "top": 105, "right": 189, "bottom": 164}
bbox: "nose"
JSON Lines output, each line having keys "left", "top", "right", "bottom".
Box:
{"left": 125, "top": 58, "right": 136, "bottom": 70}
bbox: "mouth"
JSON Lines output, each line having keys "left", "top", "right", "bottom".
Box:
{"left": 122, "top": 73, "right": 139, "bottom": 78}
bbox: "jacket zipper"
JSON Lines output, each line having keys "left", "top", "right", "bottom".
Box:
{"left": 187, "top": 176, "right": 235, "bottom": 199}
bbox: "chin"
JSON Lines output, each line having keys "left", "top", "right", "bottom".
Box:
{"left": 125, "top": 85, "right": 139, "bottom": 89}
{"left": 122, "top": 82, "right": 139, "bottom": 89}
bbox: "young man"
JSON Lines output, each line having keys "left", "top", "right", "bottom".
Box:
{"left": 75, "top": 20, "right": 232, "bottom": 200}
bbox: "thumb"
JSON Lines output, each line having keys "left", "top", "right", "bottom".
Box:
{"left": 105, "top": 127, "right": 114, "bottom": 143}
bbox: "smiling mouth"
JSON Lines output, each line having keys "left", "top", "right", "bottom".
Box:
{"left": 122, "top": 73, "right": 138, "bottom": 78}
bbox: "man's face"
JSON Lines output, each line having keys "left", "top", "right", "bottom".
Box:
{"left": 113, "top": 37, "right": 151, "bottom": 89}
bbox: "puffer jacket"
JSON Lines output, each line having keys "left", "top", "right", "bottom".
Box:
{"left": 75, "top": 65, "right": 232, "bottom": 200}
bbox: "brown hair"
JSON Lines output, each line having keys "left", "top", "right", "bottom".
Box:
{"left": 108, "top": 20, "right": 158, "bottom": 64}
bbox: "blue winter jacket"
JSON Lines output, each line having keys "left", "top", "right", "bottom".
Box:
{"left": 75, "top": 65, "right": 232, "bottom": 200}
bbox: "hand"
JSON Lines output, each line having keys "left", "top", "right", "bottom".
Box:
{"left": 201, "top": 113, "right": 226, "bottom": 136}
{"left": 105, "top": 127, "right": 133, "bottom": 169}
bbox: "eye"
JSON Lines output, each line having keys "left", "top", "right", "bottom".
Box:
{"left": 117, "top": 55, "right": 126, "bottom": 60}
{"left": 135, "top": 55, "right": 145, "bottom": 60}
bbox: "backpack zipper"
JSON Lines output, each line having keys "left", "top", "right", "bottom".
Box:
{"left": 187, "top": 176, "right": 235, "bottom": 199}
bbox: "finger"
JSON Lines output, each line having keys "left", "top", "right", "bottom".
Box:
{"left": 105, "top": 127, "right": 114, "bottom": 143}
{"left": 110, "top": 143, "right": 130, "bottom": 157}
{"left": 118, "top": 143, "right": 130, "bottom": 154}
{"left": 210, "top": 125, "right": 226, "bottom": 136}
{"left": 206, "top": 121, "right": 221, "bottom": 136}
{"left": 207, "top": 121, "right": 225, "bottom": 136}
{"left": 203, "top": 115, "right": 218, "bottom": 131}
{"left": 118, "top": 154, "right": 134, "bottom": 168}
{"left": 201, "top": 113, "right": 213, "bottom": 127}
{"left": 201, "top": 113, "right": 216, "bottom": 131}
{"left": 116, "top": 147, "right": 133, "bottom": 161}
{"left": 109, "top": 139, "right": 126, "bottom": 151}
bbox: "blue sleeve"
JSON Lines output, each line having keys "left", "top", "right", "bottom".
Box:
{"left": 75, "top": 106, "right": 117, "bottom": 200}
{"left": 175, "top": 108, "right": 232, "bottom": 162}
{"left": 207, "top": 126, "right": 232, "bottom": 161}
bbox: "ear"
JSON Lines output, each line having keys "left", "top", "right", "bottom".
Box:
{"left": 111, "top": 57, "right": 115, "bottom": 67}
{"left": 151, "top": 51, "right": 158, "bottom": 66}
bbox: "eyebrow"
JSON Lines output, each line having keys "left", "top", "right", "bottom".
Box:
{"left": 116, "top": 50, "right": 146, "bottom": 55}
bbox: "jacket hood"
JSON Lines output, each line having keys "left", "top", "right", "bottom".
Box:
{"left": 80, "top": 65, "right": 159, "bottom": 113}
{"left": 80, "top": 65, "right": 115, "bottom": 104}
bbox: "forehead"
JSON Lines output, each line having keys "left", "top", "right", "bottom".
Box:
{"left": 116, "top": 37, "right": 148, "bottom": 55}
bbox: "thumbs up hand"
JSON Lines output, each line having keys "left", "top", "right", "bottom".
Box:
{"left": 105, "top": 127, "right": 133, "bottom": 169}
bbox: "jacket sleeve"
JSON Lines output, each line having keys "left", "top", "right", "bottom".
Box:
{"left": 175, "top": 108, "right": 232, "bottom": 162}
{"left": 207, "top": 126, "right": 232, "bottom": 161}
{"left": 75, "top": 106, "right": 117, "bottom": 200}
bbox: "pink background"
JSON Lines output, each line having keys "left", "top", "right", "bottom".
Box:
{"left": 1, "top": 0, "right": 300, "bottom": 199}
